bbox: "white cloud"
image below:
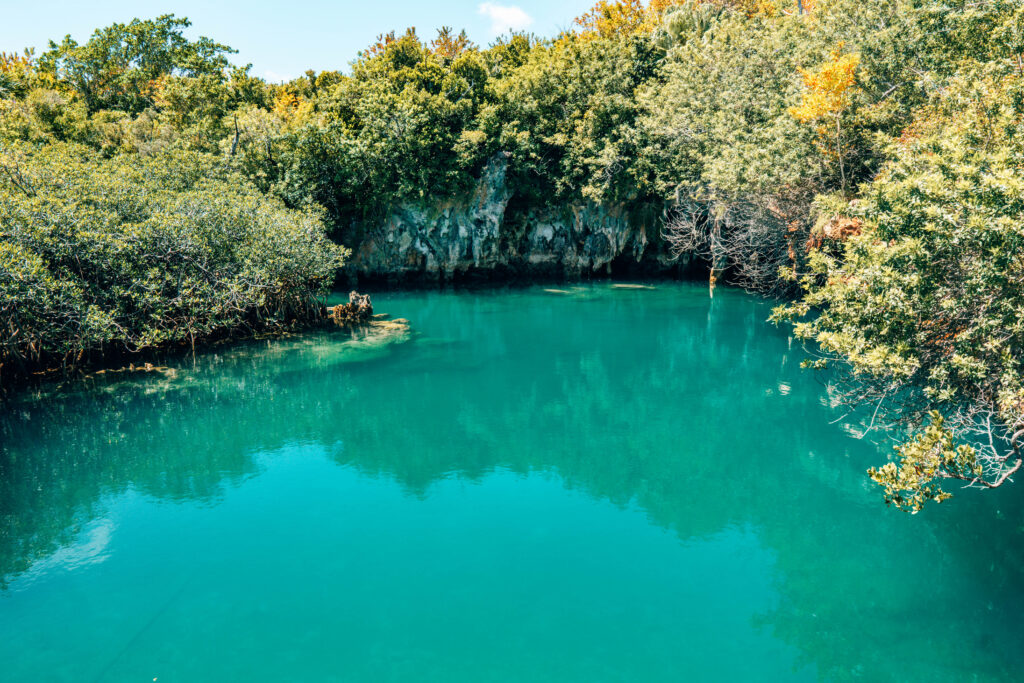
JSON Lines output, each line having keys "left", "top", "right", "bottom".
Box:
{"left": 263, "top": 70, "right": 296, "bottom": 83}
{"left": 478, "top": 3, "right": 534, "bottom": 35}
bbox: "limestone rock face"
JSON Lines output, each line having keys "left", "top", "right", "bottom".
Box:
{"left": 346, "top": 156, "right": 687, "bottom": 282}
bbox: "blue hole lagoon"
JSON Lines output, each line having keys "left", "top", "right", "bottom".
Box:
{"left": 1, "top": 283, "right": 1023, "bottom": 682}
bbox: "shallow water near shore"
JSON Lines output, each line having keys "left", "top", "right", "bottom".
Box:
{"left": 1, "top": 283, "right": 1023, "bottom": 682}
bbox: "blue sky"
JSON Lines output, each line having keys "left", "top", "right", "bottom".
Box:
{"left": 1, "top": 1, "right": 596, "bottom": 81}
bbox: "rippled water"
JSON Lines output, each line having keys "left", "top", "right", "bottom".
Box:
{"left": 1, "top": 283, "right": 1022, "bottom": 682}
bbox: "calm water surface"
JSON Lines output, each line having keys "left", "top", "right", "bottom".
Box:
{"left": 1, "top": 284, "right": 1023, "bottom": 682}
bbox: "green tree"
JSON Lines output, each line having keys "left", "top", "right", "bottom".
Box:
{"left": 36, "top": 15, "right": 235, "bottom": 114}
{"left": 0, "top": 142, "right": 344, "bottom": 383}
{"left": 774, "top": 65, "right": 1024, "bottom": 510}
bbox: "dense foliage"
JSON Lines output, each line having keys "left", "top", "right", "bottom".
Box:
{"left": 775, "top": 61, "right": 1024, "bottom": 510}
{"left": 0, "top": 143, "right": 344, "bottom": 382}
{"left": 3, "top": 0, "right": 1023, "bottom": 506}
{"left": 0, "top": 17, "right": 343, "bottom": 382}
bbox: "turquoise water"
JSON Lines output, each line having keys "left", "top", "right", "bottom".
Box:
{"left": 1, "top": 283, "right": 1023, "bottom": 682}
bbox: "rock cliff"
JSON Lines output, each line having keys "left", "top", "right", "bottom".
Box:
{"left": 344, "top": 156, "right": 688, "bottom": 283}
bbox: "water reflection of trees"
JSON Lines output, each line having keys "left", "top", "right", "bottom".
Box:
{"left": 2, "top": 286, "right": 1023, "bottom": 681}
{"left": 0, "top": 331, "right": 372, "bottom": 585}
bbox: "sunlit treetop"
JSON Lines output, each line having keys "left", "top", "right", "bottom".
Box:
{"left": 0, "top": 49, "right": 41, "bottom": 97}
{"left": 0, "top": 50, "right": 34, "bottom": 74}
{"left": 360, "top": 28, "right": 419, "bottom": 60}
{"left": 570, "top": 0, "right": 801, "bottom": 42}
{"left": 790, "top": 49, "right": 860, "bottom": 123}
{"left": 573, "top": 0, "right": 652, "bottom": 40}
{"left": 35, "top": 14, "right": 235, "bottom": 114}
{"left": 431, "top": 26, "right": 476, "bottom": 61}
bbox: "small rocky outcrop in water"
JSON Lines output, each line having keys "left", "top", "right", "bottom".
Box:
{"left": 327, "top": 292, "right": 411, "bottom": 350}
{"left": 330, "top": 291, "right": 374, "bottom": 325}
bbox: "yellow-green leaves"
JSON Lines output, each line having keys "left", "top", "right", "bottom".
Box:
{"left": 867, "top": 412, "right": 978, "bottom": 512}
{"left": 790, "top": 50, "right": 860, "bottom": 125}
{"left": 790, "top": 49, "right": 860, "bottom": 194}
{"left": 0, "top": 142, "right": 344, "bottom": 382}
{"left": 779, "top": 62, "right": 1024, "bottom": 510}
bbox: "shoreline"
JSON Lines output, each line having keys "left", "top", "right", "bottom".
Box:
{"left": 0, "top": 273, "right": 734, "bottom": 399}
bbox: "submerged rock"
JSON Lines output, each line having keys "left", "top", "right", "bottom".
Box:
{"left": 333, "top": 315, "right": 412, "bottom": 357}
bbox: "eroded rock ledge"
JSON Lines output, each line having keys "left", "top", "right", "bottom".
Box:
{"left": 343, "top": 156, "right": 689, "bottom": 284}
